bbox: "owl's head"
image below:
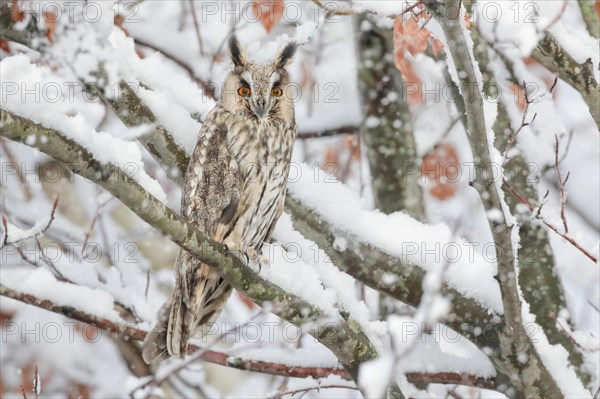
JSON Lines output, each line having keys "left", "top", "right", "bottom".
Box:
{"left": 222, "top": 36, "right": 298, "bottom": 124}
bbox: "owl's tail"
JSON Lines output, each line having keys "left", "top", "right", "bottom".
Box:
{"left": 142, "top": 263, "right": 233, "bottom": 364}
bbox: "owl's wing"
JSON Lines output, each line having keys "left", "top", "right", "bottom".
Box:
{"left": 169, "top": 108, "right": 242, "bottom": 356}
{"left": 261, "top": 123, "right": 297, "bottom": 245}
{"left": 182, "top": 112, "right": 241, "bottom": 237}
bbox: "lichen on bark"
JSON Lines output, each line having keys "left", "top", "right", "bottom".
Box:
{"left": 354, "top": 14, "right": 425, "bottom": 220}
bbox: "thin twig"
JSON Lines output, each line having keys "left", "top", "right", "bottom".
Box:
{"left": 1, "top": 197, "right": 59, "bottom": 248}
{"left": 33, "top": 365, "right": 40, "bottom": 399}
{"left": 543, "top": 0, "right": 568, "bottom": 32}
{"left": 188, "top": 0, "right": 205, "bottom": 56}
{"left": 1, "top": 283, "right": 497, "bottom": 390}
{"left": 269, "top": 384, "right": 358, "bottom": 399}
{"left": 311, "top": 0, "right": 356, "bottom": 17}
{"left": 1, "top": 214, "right": 7, "bottom": 248}
{"left": 502, "top": 81, "right": 537, "bottom": 164}
{"left": 132, "top": 36, "right": 215, "bottom": 98}
{"left": 35, "top": 237, "right": 66, "bottom": 280}
{"left": 554, "top": 135, "right": 570, "bottom": 234}
{"left": 502, "top": 178, "right": 597, "bottom": 263}
{"left": 82, "top": 196, "right": 113, "bottom": 256}
{"left": 298, "top": 125, "right": 358, "bottom": 139}
{"left": 555, "top": 317, "right": 599, "bottom": 352}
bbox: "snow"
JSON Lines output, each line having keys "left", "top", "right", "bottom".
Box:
{"left": 352, "top": 1, "right": 413, "bottom": 16}
{"left": 230, "top": 346, "right": 339, "bottom": 369}
{"left": 272, "top": 214, "right": 388, "bottom": 340}
{"left": 2, "top": 0, "right": 599, "bottom": 397}
{"left": 259, "top": 241, "right": 339, "bottom": 317}
{"left": 521, "top": 302, "right": 593, "bottom": 398}
{"left": 1, "top": 268, "right": 121, "bottom": 322}
{"left": 287, "top": 162, "right": 503, "bottom": 314}
{"left": 387, "top": 316, "right": 496, "bottom": 378}
{"left": 474, "top": 1, "right": 566, "bottom": 57}
{"left": 358, "top": 354, "right": 395, "bottom": 398}
{"left": 0, "top": 54, "right": 168, "bottom": 203}
{"left": 3, "top": 216, "right": 51, "bottom": 244}
{"left": 106, "top": 30, "right": 210, "bottom": 154}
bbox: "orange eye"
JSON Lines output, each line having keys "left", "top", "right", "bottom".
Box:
{"left": 238, "top": 87, "right": 251, "bottom": 97}
{"left": 271, "top": 87, "right": 283, "bottom": 97}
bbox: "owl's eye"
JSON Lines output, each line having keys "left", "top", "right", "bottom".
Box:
{"left": 238, "top": 87, "right": 251, "bottom": 97}
{"left": 271, "top": 87, "right": 283, "bottom": 97}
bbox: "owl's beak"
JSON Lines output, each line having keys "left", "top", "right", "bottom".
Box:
{"left": 252, "top": 98, "right": 269, "bottom": 118}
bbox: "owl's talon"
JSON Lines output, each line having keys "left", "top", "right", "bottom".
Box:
{"left": 229, "top": 249, "right": 250, "bottom": 266}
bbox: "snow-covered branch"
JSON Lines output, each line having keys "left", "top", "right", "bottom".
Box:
{"left": 472, "top": 25, "right": 593, "bottom": 387}
{"left": 0, "top": 277, "right": 497, "bottom": 390}
{"left": 533, "top": 34, "right": 600, "bottom": 130}
{"left": 433, "top": 0, "right": 567, "bottom": 396}
{"left": 0, "top": 108, "right": 392, "bottom": 393}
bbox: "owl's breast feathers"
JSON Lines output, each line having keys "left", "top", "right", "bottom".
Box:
{"left": 184, "top": 105, "right": 296, "bottom": 251}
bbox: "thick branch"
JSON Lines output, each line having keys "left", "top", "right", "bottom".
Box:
{"left": 533, "top": 34, "right": 600, "bottom": 130}
{"left": 434, "top": 1, "right": 563, "bottom": 397}
{"left": 473, "top": 29, "right": 592, "bottom": 386}
{"left": 285, "top": 197, "right": 501, "bottom": 350}
{"left": 86, "top": 80, "right": 189, "bottom": 182}
{"left": 0, "top": 283, "right": 495, "bottom": 389}
{"left": 578, "top": 0, "right": 599, "bottom": 39}
{"left": 0, "top": 109, "right": 380, "bottom": 386}
{"left": 0, "top": 1, "right": 38, "bottom": 47}
{"left": 355, "top": 14, "right": 424, "bottom": 219}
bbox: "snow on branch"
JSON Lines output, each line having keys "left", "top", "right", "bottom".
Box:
{"left": 1, "top": 197, "right": 58, "bottom": 248}
{"left": 533, "top": 34, "right": 599, "bottom": 129}
{"left": 0, "top": 282, "right": 496, "bottom": 390}
{"left": 75, "top": 40, "right": 511, "bottom": 365}
{"left": 0, "top": 108, "right": 394, "bottom": 392}
{"left": 431, "top": 0, "right": 570, "bottom": 397}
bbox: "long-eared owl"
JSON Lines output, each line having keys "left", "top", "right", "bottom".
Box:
{"left": 142, "top": 36, "right": 298, "bottom": 363}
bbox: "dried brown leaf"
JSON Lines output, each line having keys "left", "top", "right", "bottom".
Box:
{"left": 43, "top": 11, "right": 57, "bottom": 43}
{"left": 0, "top": 39, "right": 10, "bottom": 53}
{"left": 252, "top": 0, "right": 284, "bottom": 33}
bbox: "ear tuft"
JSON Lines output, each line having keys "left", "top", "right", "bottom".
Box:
{"left": 275, "top": 41, "right": 298, "bottom": 69}
{"left": 229, "top": 35, "right": 247, "bottom": 67}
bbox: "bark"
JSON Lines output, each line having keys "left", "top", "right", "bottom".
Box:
{"left": 285, "top": 197, "right": 501, "bottom": 349}
{"left": 86, "top": 80, "right": 189, "bottom": 181}
{"left": 0, "top": 283, "right": 496, "bottom": 389}
{"left": 578, "top": 0, "right": 600, "bottom": 39}
{"left": 0, "top": 109, "right": 392, "bottom": 392}
{"left": 533, "top": 34, "right": 600, "bottom": 130}
{"left": 474, "top": 28, "right": 591, "bottom": 387}
{"left": 0, "top": 1, "right": 38, "bottom": 47}
{"left": 355, "top": 14, "right": 425, "bottom": 219}
{"left": 432, "top": 1, "right": 564, "bottom": 396}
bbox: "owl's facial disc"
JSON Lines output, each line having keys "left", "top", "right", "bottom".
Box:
{"left": 241, "top": 70, "right": 280, "bottom": 119}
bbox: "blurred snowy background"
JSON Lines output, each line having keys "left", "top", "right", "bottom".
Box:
{"left": 0, "top": 0, "right": 598, "bottom": 398}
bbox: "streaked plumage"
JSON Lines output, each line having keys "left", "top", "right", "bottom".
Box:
{"left": 142, "top": 37, "right": 298, "bottom": 363}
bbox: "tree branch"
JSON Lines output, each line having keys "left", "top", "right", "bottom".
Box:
{"left": 297, "top": 126, "right": 358, "bottom": 139}
{"left": 0, "top": 109, "right": 394, "bottom": 394}
{"left": 578, "top": 0, "right": 599, "bottom": 39}
{"left": 533, "top": 34, "right": 600, "bottom": 130}
{"left": 86, "top": 80, "right": 190, "bottom": 182}
{"left": 472, "top": 27, "right": 593, "bottom": 386}
{"left": 285, "top": 197, "right": 501, "bottom": 350}
{"left": 355, "top": 13, "right": 425, "bottom": 219}
{"left": 433, "top": 1, "right": 564, "bottom": 396}
{"left": 0, "top": 283, "right": 496, "bottom": 390}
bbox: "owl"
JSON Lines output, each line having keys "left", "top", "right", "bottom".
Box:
{"left": 142, "top": 37, "right": 298, "bottom": 363}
